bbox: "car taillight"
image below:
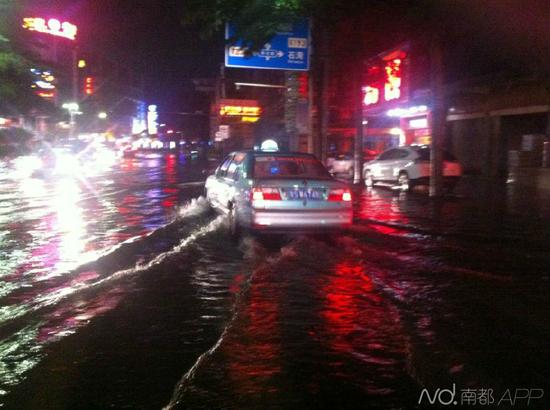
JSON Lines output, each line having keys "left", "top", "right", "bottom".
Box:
{"left": 251, "top": 187, "right": 282, "bottom": 201}
{"left": 328, "top": 188, "right": 352, "bottom": 202}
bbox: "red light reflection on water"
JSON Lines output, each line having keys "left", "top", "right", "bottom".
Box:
{"left": 223, "top": 268, "right": 282, "bottom": 395}
{"left": 369, "top": 224, "right": 404, "bottom": 236}
{"left": 321, "top": 261, "right": 379, "bottom": 355}
{"left": 357, "top": 189, "right": 410, "bottom": 226}
{"left": 162, "top": 155, "right": 178, "bottom": 208}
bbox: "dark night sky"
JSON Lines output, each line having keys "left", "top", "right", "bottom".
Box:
{"left": 77, "top": 0, "right": 224, "bottom": 111}
{"left": 22, "top": 0, "right": 224, "bottom": 114}
{"left": 19, "top": 0, "right": 550, "bottom": 115}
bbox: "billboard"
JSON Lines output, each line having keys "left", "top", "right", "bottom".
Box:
{"left": 225, "top": 20, "right": 310, "bottom": 71}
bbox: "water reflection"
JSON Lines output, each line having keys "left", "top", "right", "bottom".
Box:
{"left": 0, "top": 152, "right": 207, "bottom": 397}
{"left": 51, "top": 178, "right": 88, "bottom": 275}
{"left": 172, "top": 238, "right": 418, "bottom": 408}
{"left": 357, "top": 183, "right": 550, "bottom": 244}
{"left": 358, "top": 188, "right": 411, "bottom": 226}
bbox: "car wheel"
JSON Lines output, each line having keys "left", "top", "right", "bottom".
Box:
{"left": 364, "top": 170, "right": 374, "bottom": 187}
{"left": 397, "top": 172, "right": 410, "bottom": 192}
{"left": 228, "top": 204, "right": 241, "bottom": 239}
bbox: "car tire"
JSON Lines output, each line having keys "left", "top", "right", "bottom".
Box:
{"left": 364, "top": 170, "right": 374, "bottom": 187}
{"left": 228, "top": 204, "right": 241, "bottom": 240}
{"left": 397, "top": 172, "right": 410, "bottom": 192}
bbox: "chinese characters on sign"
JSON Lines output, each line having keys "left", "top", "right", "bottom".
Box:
{"left": 22, "top": 17, "right": 77, "bottom": 41}
{"left": 384, "top": 58, "right": 402, "bottom": 101}
{"left": 362, "top": 45, "right": 409, "bottom": 110}
{"left": 84, "top": 77, "right": 94, "bottom": 96}
{"left": 362, "top": 86, "right": 380, "bottom": 106}
{"left": 147, "top": 105, "right": 158, "bottom": 135}
{"left": 219, "top": 105, "right": 261, "bottom": 117}
{"left": 225, "top": 20, "right": 310, "bottom": 71}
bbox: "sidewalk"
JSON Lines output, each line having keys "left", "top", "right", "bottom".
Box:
{"left": 354, "top": 174, "right": 550, "bottom": 248}
{"left": 455, "top": 174, "right": 550, "bottom": 220}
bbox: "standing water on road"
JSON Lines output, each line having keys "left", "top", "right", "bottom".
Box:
{"left": 1, "top": 155, "right": 549, "bottom": 409}
{"left": 0, "top": 152, "right": 214, "bottom": 401}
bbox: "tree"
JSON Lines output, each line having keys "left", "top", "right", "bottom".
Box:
{"left": 0, "top": 0, "right": 56, "bottom": 116}
{"left": 182, "top": 1, "right": 374, "bottom": 159}
{"left": 183, "top": 0, "right": 302, "bottom": 50}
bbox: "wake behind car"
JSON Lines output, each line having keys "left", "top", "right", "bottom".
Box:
{"left": 205, "top": 151, "right": 353, "bottom": 236}
{"left": 362, "top": 145, "right": 462, "bottom": 191}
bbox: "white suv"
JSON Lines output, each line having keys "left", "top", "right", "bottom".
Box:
{"left": 362, "top": 145, "right": 462, "bottom": 191}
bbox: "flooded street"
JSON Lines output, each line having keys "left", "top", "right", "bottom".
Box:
{"left": 1, "top": 154, "right": 548, "bottom": 409}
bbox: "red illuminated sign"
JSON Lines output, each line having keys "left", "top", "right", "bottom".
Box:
{"left": 22, "top": 17, "right": 77, "bottom": 40}
{"left": 84, "top": 77, "right": 94, "bottom": 95}
{"left": 37, "top": 91, "right": 55, "bottom": 99}
{"left": 298, "top": 73, "right": 308, "bottom": 99}
{"left": 362, "top": 45, "right": 409, "bottom": 109}
{"left": 384, "top": 59, "right": 402, "bottom": 101}
{"left": 362, "top": 86, "right": 379, "bottom": 105}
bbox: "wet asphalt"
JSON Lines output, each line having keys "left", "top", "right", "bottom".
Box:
{"left": 0, "top": 153, "right": 548, "bottom": 409}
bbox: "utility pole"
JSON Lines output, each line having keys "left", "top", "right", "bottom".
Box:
{"left": 220, "top": 63, "right": 226, "bottom": 99}
{"left": 319, "top": 27, "right": 330, "bottom": 163}
{"left": 285, "top": 71, "right": 299, "bottom": 151}
{"left": 429, "top": 35, "right": 445, "bottom": 197}
{"left": 70, "top": 47, "right": 78, "bottom": 138}
{"left": 353, "top": 66, "right": 364, "bottom": 185}
{"left": 307, "top": 27, "right": 316, "bottom": 155}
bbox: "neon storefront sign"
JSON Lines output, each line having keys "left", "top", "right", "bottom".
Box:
{"left": 219, "top": 105, "right": 261, "bottom": 117}
{"left": 22, "top": 17, "right": 77, "bottom": 41}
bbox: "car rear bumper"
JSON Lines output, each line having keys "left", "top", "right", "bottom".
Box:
{"left": 251, "top": 208, "right": 353, "bottom": 231}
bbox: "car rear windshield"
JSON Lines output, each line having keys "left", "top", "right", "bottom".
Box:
{"left": 414, "top": 147, "right": 457, "bottom": 161}
{"left": 252, "top": 156, "right": 332, "bottom": 179}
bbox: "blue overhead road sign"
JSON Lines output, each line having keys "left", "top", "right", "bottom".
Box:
{"left": 225, "top": 20, "right": 310, "bottom": 71}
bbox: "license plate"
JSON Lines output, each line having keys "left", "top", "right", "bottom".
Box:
{"left": 286, "top": 189, "right": 324, "bottom": 200}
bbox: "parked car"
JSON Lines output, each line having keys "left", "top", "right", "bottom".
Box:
{"left": 362, "top": 145, "right": 462, "bottom": 191}
{"left": 205, "top": 150, "right": 353, "bottom": 237}
{"left": 327, "top": 150, "right": 379, "bottom": 178}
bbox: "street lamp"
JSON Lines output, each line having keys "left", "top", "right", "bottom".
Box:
{"left": 98, "top": 112, "right": 107, "bottom": 119}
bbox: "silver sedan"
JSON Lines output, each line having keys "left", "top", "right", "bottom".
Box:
{"left": 205, "top": 151, "right": 353, "bottom": 236}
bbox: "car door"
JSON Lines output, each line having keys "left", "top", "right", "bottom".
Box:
{"left": 371, "top": 149, "right": 397, "bottom": 181}
{"left": 386, "top": 148, "right": 412, "bottom": 181}
{"left": 208, "top": 155, "right": 233, "bottom": 209}
{"left": 217, "top": 153, "right": 247, "bottom": 212}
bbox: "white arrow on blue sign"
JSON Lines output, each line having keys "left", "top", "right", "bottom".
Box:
{"left": 225, "top": 20, "right": 310, "bottom": 71}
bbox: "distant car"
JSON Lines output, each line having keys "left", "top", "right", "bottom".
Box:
{"left": 205, "top": 151, "right": 353, "bottom": 237}
{"left": 362, "top": 145, "right": 462, "bottom": 191}
{"left": 327, "top": 153, "right": 354, "bottom": 178}
{"left": 327, "top": 150, "right": 379, "bottom": 178}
